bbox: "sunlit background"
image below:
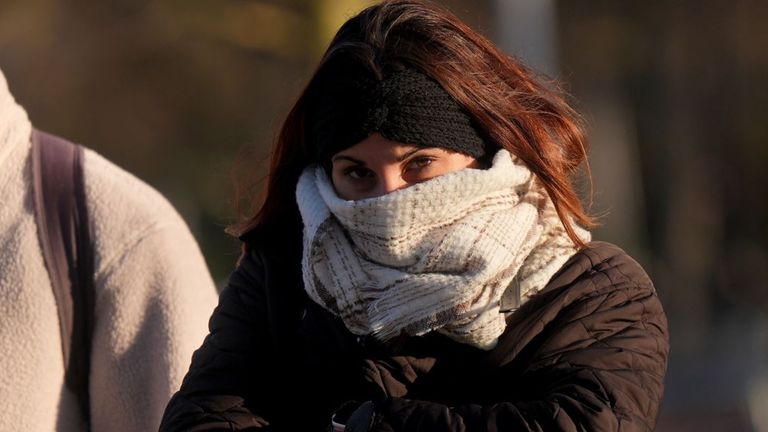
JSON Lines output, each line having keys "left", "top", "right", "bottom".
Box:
{"left": 1, "top": 1, "right": 766, "bottom": 430}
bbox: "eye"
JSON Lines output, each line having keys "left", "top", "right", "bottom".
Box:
{"left": 404, "top": 156, "right": 435, "bottom": 172}
{"left": 343, "top": 166, "right": 374, "bottom": 180}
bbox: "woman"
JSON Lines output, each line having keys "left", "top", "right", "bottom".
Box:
{"left": 160, "top": 1, "right": 669, "bottom": 431}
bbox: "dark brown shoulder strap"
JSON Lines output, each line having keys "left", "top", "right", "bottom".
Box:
{"left": 31, "top": 129, "right": 94, "bottom": 428}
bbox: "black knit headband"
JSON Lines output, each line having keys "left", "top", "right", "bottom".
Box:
{"left": 310, "top": 67, "right": 490, "bottom": 165}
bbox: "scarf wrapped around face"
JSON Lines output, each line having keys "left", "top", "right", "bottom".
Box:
{"left": 296, "top": 150, "right": 590, "bottom": 350}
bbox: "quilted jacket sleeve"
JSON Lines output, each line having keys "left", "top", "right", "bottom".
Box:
{"left": 159, "top": 249, "right": 275, "bottom": 431}
{"left": 348, "top": 249, "right": 670, "bottom": 432}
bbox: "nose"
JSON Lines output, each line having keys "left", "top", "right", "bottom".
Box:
{"left": 375, "top": 170, "right": 408, "bottom": 197}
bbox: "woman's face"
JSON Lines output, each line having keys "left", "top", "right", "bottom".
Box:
{"left": 331, "top": 133, "right": 479, "bottom": 200}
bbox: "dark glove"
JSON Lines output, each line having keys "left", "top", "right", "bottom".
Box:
{"left": 343, "top": 401, "right": 376, "bottom": 432}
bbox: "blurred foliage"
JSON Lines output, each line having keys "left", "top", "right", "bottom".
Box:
{"left": 0, "top": 0, "right": 368, "bottom": 282}
{"left": 559, "top": 0, "right": 768, "bottom": 314}
{"left": 0, "top": 0, "right": 490, "bottom": 283}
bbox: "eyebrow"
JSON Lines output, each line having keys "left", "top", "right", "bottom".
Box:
{"left": 331, "top": 147, "right": 430, "bottom": 165}
{"left": 331, "top": 155, "right": 366, "bottom": 165}
{"left": 396, "top": 147, "right": 425, "bottom": 162}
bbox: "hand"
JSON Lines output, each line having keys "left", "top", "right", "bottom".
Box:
{"left": 343, "top": 401, "right": 376, "bottom": 432}
{"left": 331, "top": 400, "right": 361, "bottom": 432}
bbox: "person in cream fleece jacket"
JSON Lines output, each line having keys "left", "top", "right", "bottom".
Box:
{"left": 0, "top": 68, "right": 219, "bottom": 431}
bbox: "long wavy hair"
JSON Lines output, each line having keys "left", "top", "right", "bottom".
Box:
{"left": 233, "top": 0, "right": 594, "bottom": 249}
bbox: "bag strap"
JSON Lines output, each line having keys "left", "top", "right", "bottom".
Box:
{"left": 31, "top": 129, "right": 94, "bottom": 428}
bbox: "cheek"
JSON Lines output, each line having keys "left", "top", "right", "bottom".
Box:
{"left": 331, "top": 175, "right": 352, "bottom": 199}
{"left": 330, "top": 170, "right": 346, "bottom": 192}
{"left": 443, "top": 155, "right": 479, "bottom": 173}
{"left": 467, "top": 158, "right": 483, "bottom": 169}
{"left": 331, "top": 170, "right": 343, "bottom": 188}
{"left": 331, "top": 172, "right": 371, "bottom": 200}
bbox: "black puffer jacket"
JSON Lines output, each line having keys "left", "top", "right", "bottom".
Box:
{"left": 160, "top": 238, "right": 669, "bottom": 431}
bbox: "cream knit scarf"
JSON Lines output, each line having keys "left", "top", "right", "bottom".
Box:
{"left": 296, "top": 150, "right": 590, "bottom": 350}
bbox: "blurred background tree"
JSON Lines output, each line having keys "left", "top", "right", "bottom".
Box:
{"left": 1, "top": 0, "right": 766, "bottom": 430}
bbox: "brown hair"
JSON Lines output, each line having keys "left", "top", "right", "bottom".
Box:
{"left": 232, "top": 0, "right": 594, "bottom": 247}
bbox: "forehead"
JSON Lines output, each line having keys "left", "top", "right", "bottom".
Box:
{"left": 332, "top": 133, "right": 419, "bottom": 162}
